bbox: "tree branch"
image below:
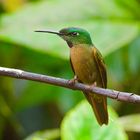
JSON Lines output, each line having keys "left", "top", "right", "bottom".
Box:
{"left": 0, "top": 66, "right": 139, "bottom": 103}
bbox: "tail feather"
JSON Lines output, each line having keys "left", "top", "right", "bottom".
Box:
{"left": 84, "top": 92, "right": 108, "bottom": 125}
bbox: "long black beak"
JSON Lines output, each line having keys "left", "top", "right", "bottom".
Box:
{"left": 35, "top": 30, "right": 64, "bottom": 36}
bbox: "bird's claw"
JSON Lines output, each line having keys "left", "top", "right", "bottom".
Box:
{"left": 89, "top": 82, "right": 97, "bottom": 95}
{"left": 68, "top": 75, "right": 78, "bottom": 85}
{"left": 90, "top": 81, "right": 97, "bottom": 88}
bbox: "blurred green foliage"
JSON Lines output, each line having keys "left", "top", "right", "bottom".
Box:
{"left": 61, "top": 101, "right": 127, "bottom": 140}
{"left": 0, "top": 0, "right": 140, "bottom": 140}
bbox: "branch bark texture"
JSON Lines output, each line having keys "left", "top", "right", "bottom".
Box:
{"left": 0, "top": 67, "right": 139, "bottom": 103}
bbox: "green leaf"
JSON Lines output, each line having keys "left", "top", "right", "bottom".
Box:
{"left": 61, "top": 100, "right": 128, "bottom": 140}
{"left": 119, "top": 114, "right": 140, "bottom": 132}
{"left": 0, "top": 0, "right": 139, "bottom": 59}
{"left": 24, "top": 129, "right": 60, "bottom": 140}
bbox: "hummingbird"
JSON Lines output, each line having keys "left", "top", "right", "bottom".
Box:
{"left": 35, "top": 27, "right": 108, "bottom": 125}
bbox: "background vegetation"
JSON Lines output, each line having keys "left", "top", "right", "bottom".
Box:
{"left": 0, "top": 0, "right": 140, "bottom": 139}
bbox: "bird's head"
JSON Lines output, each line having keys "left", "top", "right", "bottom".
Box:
{"left": 35, "top": 27, "right": 93, "bottom": 47}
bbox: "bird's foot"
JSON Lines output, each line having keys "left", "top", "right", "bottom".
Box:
{"left": 92, "top": 82, "right": 97, "bottom": 87}
{"left": 68, "top": 75, "right": 78, "bottom": 85}
{"left": 89, "top": 82, "right": 97, "bottom": 95}
{"left": 89, "top": 81, "right": 97, "bottom": 88}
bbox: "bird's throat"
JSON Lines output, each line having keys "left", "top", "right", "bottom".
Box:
{"left": 66, "top": 41, "right": 73, "bottom": 48}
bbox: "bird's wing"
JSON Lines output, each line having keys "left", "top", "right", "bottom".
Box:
{"left": 92, "top": 47, "right": 107, "bottom": 88}
{"left": 84, "top": 46, "right": 108, "bottom": 125}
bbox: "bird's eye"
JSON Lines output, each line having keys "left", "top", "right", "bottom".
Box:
{"left": 70, "top": 32, "right": 79, "bottom": 36}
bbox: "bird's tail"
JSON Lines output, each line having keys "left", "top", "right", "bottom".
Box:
{"left": 84, "top": 92, "right": 108, "bottom": 125}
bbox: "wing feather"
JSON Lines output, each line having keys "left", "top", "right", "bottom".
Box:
{"left": 92, "top": 47, "right": 107, "bottom": 88}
